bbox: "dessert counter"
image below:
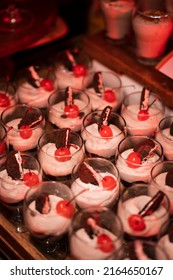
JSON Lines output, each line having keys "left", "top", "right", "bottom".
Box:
{"left": 83, "top": 31, "right": 173, "bottom": 109}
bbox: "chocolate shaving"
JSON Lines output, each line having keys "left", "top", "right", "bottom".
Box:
{"left": 93, "top": 72, "right": 105, "bottom": 94}
{"left": 165, "top": 169, "right": 173, "bottom": 188}
{"left": 55, "top": 128, "right": 70, "bottom": 149}
{"left": 140, "top": 87, "right": 150, "bottom": 111}
{"left": 77, "top": 162, "right": 98, "bottom": 185}
{"left": 26, "top": 66, "right": 40, "bottom": 88}
{"left": 35, "top": 193, "right": 51, "bottom": 214}
{"left": 18, "top": 110, "right": 41, "bottom": 129}
{"left": 134, "top": 139, "right": 155, "bottom": 160}
{"left": 97, "top": 106, "right": 112, "bottom": 131}
{"left": 65, "top": 86, "right": 74, "bottom": 106}
{"left": 138, "top": 191, "right": 164, "bottom": 217}
{"left": 6, "top": 151, "right": 22, "bottom": 180}
{"left": 168, "top": 220, "right": 173, "bottom": 243}
{"left": 170, "top": 122, "right": 173, "bottom": 136}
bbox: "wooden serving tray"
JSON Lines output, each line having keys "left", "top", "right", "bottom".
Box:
{"left": 83, "top": 31, "right": 173, "bottom": 109}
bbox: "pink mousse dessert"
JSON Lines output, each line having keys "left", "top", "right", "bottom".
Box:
{"left": 71, "top": 158, "right": 120, "bottom": 209}
{"left": 132, "top": 9, "right": 173, "bottom": 61}
{"left": 54, "top": 48, "right": 92, "bottom": 89}
{"left": 1, "top": 104, "right": 45, "bottom": 152}
{"left": 0, "top": 151, "right": 41, "bottom": 204}
{"left": 155, "top": 116, "right": 173, "bottom": 160}
{"left": 48, "top": 86, "right": 91, "bottom": 132}
{"left": 16, "top": 66, "right": 56, "bottom": 108}
{"left": 38, "top": 128, "right": 84, "bottom": 179}
{"left": 24, "top": 181, "right": 75, "bottom": 238}
{"left": 69, "top": 208, "right": 123, "bottom": 260}
{"left": 116, "top": 137, "right": 163, "bottom": 185}
{"left": 82, "top": 71, "right": 123, "bottom": 111}
{"left": 81, "top": 106, "right": 126, "bottom": 159}
{"left": 121, "top": 88, "right": 165, "bottom": 136}
{"left": 118, "top": 186, "right": 170, "bottom": 239}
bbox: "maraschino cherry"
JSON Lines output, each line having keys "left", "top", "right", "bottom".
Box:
{"left": 0, "top": 76, "right": 11, "bottom": 107}
{"left": 97, "top": 233, "right": 115, "bottom": 253}
{"left": 137, "top": 109, "right": 149, "bottom": 121}
{"left": 103, "top": 89, "right": 116, "bottom": 103}
{"left": 99, "top": 125, "right": 113, "bottom": 138}
{"left": 73, "top": 64, "right": 87, "bottom": 77}
{"left": 23, "top": 172, "right": 39, "bottom": 187}
{"left": 102, "top": 175, "right": 117, "bottom": 190}
{"left": 126, "top": 151, "right": 141, "bottom": 169}
{"left": 40, "top": 79, "right": 54, "bottom": 91}
{"left": 128, "top": 214, "right": 145, "bottom": 231}
{"left": 64, "top": 87, "right": 79, "bottom": 118}
{"left": 56, "top": 199, "right": 75, "bottom": 218}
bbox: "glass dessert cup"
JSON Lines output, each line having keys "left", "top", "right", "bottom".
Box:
{"left": 15, "top": 65, "right": 56, "bottom": 109}
{"left": 82, "top": 70, "right": 123, "bottom": 111}
{"left": 157, "top": 218, "right": 173, "bottom": 260}
{"left": 100, "top": 0, "right": 135, "bottom": 43}
{"left": 69, "top": 206, "right": 123, "bottom": 260}
{"left": 0, "top": 77, "right": 17, "bottom": 115}
{"left": 23, "top": 181, "right": 76, "bottom": 258}
{"left": 150, "top": 160, "right": 173, "bottom": 216}
{"left": 37, "top": 129, "right": 85, "bottom": 184}
{"left": 132, "top": 1, "right": 173, "bottom": 65}
{"left": 48, "top": 87, "right": 91, "bottom": 132}
{"left": 81, "top": 109, "right": 126, "bottom": 161}
{"left": 155, "top": 115, "right": 173, "bottom": 160}
{"left": 53, "top": 47, "right": 92, "bottom": 90}
{"left": 115, "top": 135, "right": 163, "bottom": 187}
{"left": 115, "top": 240, "right": 168, "bottom": 260}
{"left": 121, "top": 91, "right": 165, "bottom": 136}
{"left": 1, "top": 104, "right": 45, "bottom": 153}
{"left": 0, "top": 151, "right": 42, "bottom": 233}
{"left": 0, "top": 1, "right": 35, "bottom": 33}
{"left": 71, "top": 157, "right": 120, "bottom": 210}
{"left": 0, "top": 124, "right": 9, "bottom": 169}
{"left": 117, "top": 183, "right": 170, "bottom": 241}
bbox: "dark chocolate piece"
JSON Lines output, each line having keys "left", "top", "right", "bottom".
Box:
{"left": 77, "top": 162, "right": 98, "bottom": 185}
{"left": 140, "top": 87, "right": 150, "bottom": 110}
{"left": 6, "top": 151, "right": 22, "bottom": 180}
{"left": 97, "top": 106, "right": 112, "bottom": 131}
{"left": 35, "top": 193, "right": 51, "bottom": 214}
{"left": 93, "top": 71, "right": 105, "bottom": 94}
{"left": 65, "top": 86, "right": 74, "bottom": 106}
{"left": 134, "top": 139, "right": 155, "bottom": 160}
{"left": 168, "top": 221, "right": 173, "bottom": 243}
{"left": 139, "top": 191, "right": 164, "bottom": 217}
{"left": 55, "top": 128, "right": 70, "bottom": 149}
{"left": 165, "top": 169, "right": 173, "bottom": 188}
{"left": 170, "top": 122, "right": 173, "bottom": 136}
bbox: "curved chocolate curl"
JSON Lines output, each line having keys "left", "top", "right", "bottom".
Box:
{"left": 98, "top": 106, "right": 112, "bottom": 131}
{"left": 93, "top": 71, "right": 105, "bottom": 94}
{"left": 35, "top": 193, "right": 51, "bottom": 214}
{"left": 140, "top": 87, "right": 150, "bottom": 111}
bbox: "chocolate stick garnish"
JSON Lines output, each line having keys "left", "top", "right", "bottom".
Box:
{"left": 65, "top": 86, "right": 74, "bottom": 106}
{"left": 138, "top": 190, "right": 165, "bottom": 217}
{"left": 140, "top": 87, "right": 150, "bottom": 111}
{"left": 98, "top": 106, "right": 112, "bottom": 131}
{"left": 93, "top": 72, "right": 105, "bottom": 96}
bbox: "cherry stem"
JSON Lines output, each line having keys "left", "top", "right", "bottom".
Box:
{"left": 147, "top": 97, "right": 158, "bottom": 110}
{"left": 29, "top": 115, "right": 42, "bottom": 128}
{"left": 138, "top": 190, "right": 164, "bottom": 217}
{"left": 66, "top": 188, "right": 88, "bottom": 206}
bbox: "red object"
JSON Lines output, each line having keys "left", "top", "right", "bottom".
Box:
{"left": 20, "top": 125, "right": 32, "bottom": 139}
{"left": 138, "top": 109, "right": 149, "bottom": 121}
{"left": 0, "top": 93, "right": 10, "bottom": 107}
{"left": 97, "top": 233, "right": 115, "bottom": 253}
{"left": 103, "top": 89, "right": 116, "bottom": 102}
{"left": 56, "top": 200, "right": 75, "bottom": 218}
{"left": 54, "top": 147, "right": 71, "bottom": 162}
{"left": 40, "top": 79, "right": 54, "bottom": 91}
{"left": 102, "top": 175, "right": 117, "bottom": 190}
{"left": 23, "top": 172, "right": 39, "bottom": 187}
{"left": 128, "top": 214, "right": 146, "bottom": 231}
{"left": 0, "top": 142, "right": 5, "bottom": 154}
{"left": 64, "top": 104, "right": 79, "bottom": 118}
{"left": 73, "top": 64, "right": 87, "bottom": 77}
{"left": 126, "top": 152, "right": 141, "bottom": 168}
{"left": 99, "top": 125, "right": 113, "bottom": 138}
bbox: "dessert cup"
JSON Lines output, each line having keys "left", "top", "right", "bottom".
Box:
{"left": 48, "top": 87, "right": 91, "bottom": 132}
{"left": 37, "top": 129, "right": 84, "bottom": 184}
{"left": 15, "top": 65, "right": 56, "bottom": 109}
{"left": 53, "top": 48, "right": 92, "bottom": 90}
{"left": 115, "top": 240, "right": 168, "bottom": 259}
{"left": 117, "top": 183, "right": 170, "bottom": 241}
{"left": 23, "top": 181, "right": 76, "bottom": 258}
{"left": 157, "top": 218, "right": 173, "bottom": 260}
{"left": 0, "top": 151, "right": 42, "bottom": 233}
{"left": 69, "top": 207, "right": 123, "bottom": 260}
{"left": 116, "top": 135, "right": 163, "bottom": 187}
{"left": 71, "top": 157, "right": 120, "bottom": 209}
{"left": 81, "top": 108, "right": 126, "bottom": 160}
{"left": 150, "top": 160, "right": 173, "bottom": 215}
{"left": 155, "top": 116, "right": 173, "bottom": 160}
{"left": 132, "top": 0, "right": 173, "bottom": 65}
{"left": 100, "top": 0, "right": 135, "bottom": 43}
{"left": 0, "top": 77, "right": 17, "bottom": 115}
{"left": 82, "top": 70, "right": 123, "bottom": 111}
{"left": 1, "top": 104, "right": 45, "bottom": 153}
{"left": 121, "top": 91, "right": 165, "bottom": 136}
